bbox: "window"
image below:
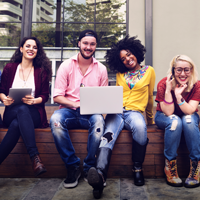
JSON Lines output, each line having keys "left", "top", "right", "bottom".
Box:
{"left": 32, "top": 0, "right": 126, "bottom": 48}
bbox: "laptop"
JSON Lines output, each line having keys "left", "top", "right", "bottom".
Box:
{"left": 80, "top": 86, "right": 123, "bottom": 115}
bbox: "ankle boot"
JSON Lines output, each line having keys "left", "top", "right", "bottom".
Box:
{"left": 132, "top": 162, "right": 144, "bottom": 186}
{"left": 88, "top": 147, "right": 112, "bottom": 199}
{"left": 185, "top": 160, "right": 200, "bottom": 188}
{"left": 164, "top": 159, "right": 183, "bottom": 187}
{"left": 31, "top": 154, "right": 47, "bottom": 177}
{"left": 132, "top": 139, "right": 148, "bottom": 186}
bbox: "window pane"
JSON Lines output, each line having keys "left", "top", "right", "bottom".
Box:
{"left": 32, "top": 23, "right": 57, "bottom": 47}
{"left": 96, "top": 23, "right": 126, "bottom": 47}
{"left": 0, "top": 0, "right": 22, "bottom": 47}
{"left": 32, "top": 0, "right": 55, "bottom": 22}
{"left": 91, "top": 0, "right": 126, "bottom": 23}
{"left": 64, "top": 0, "right": 93, "bottom": 22}
{"left": 0, "top": 23, "right": 21, "bottom": 46}
{"left": 0, "top": 0, "right": 23, "bottom": 22}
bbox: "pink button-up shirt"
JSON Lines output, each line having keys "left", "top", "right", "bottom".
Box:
{"left": 54, "top": 54, "right": 108, "bottom": 109}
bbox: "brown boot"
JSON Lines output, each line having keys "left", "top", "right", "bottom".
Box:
{"left": 31, "top": 154, "right": 47, "bottom": 176}
{"left": 164, "top": 159, "right": 183, "bottom": 187}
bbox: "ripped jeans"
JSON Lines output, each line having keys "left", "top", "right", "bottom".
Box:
{"left": 155, "top": 111, "right": 200, "bottom": 161}
{"left": 99, "top": 110, "right": 147, "bottom": 150}
{"left": 50, "top": 108, "right": 104, "bottom": 172}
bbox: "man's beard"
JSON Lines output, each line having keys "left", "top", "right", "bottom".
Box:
{"left": 80, "top": 49, "right": 94, "bottom": 59}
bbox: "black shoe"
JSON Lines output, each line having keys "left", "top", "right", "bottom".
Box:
{"left": 63, "top": 166, "right": 81, "bottom": 188}
{"left": 84, "top": 170, "right": 106, "bottom": 186}
{"left": 88, "top": 167, "right": 104, "bottom": 199}
{"left": 133, "top": 162, "right": 145, "bottom": 186}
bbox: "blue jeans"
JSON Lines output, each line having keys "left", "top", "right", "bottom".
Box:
{"left": 50, "top": 107, "right": 105, "bottom": 172}
{"left": 155, "top": 111, "right": 200, "bottom": 161}
{"left": 0, "top": 104, "right": 41, "bottom": 164}
{"left": 99, "top": 109, "right": 147, "bottom": 149}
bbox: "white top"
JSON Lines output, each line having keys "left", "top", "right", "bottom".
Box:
{"left": 12, "top": 64, "right": 35, "bottom": 97}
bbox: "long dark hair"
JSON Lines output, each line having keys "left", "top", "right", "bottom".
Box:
{"left": 10, "top": 36, "right": 52, "bottom": 81}
{"left": 105, "top": 35, "right": 146, "bottom": 73}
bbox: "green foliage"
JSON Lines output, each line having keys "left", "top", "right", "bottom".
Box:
{"left": 63, "top": 0, "right": 126, "bottom": 47}
{"left": 0, "top": 23, "right": 21, "bottom": 47}
{"left": 32, "top": 23, "right": 56, "bottom": 47}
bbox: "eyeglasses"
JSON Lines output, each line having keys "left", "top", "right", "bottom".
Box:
{"left": 174, "top": 67, "right": 191, "bottom": 74}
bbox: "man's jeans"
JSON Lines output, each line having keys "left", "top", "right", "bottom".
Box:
{"left": 50, "top": 107, "right": 105, "bottom": 172}
{"left": 155, "top": 111, "right": 200, "bottom": 161}
{"left": 99, "top": 110, "right": 147, "bottom": 150}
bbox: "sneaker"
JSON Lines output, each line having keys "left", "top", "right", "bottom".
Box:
{"left": 63, "top": 166, "right": 81, "bottom": 188}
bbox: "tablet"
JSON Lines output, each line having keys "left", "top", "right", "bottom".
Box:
{"left": 9, "top": 88, "right": 32, "bottom": 104}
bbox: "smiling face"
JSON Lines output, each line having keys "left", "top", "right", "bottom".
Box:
{"left": 174, "top": 60, "right": 192, "bottom": 85}
{"left": 119, "top": 49, "right": 141, "bottom": 71}
{"left": 78, "top": 36, "right": 97, "bottom": 59}
{"left": 20, "top": 39, "right": 38, "bottom": 60}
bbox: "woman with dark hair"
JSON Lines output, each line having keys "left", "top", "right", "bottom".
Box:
{"left": 87, "top": 35, "right": 155, "bottom": 199}
{"left": 155, "top": 55, "right": 200, "bottom": 188}
{"left": 0, "top": 37, "right": 52, "bottom": 176}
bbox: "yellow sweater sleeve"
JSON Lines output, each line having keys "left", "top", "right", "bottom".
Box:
{"left": 145, "top": 67, "right": 156, "bottom": 125}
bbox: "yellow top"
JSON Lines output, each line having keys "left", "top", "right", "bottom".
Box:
{"left": 116, "top": 66, "right": 156, "bottom": 125}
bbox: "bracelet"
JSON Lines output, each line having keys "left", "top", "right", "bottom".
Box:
{"left": 164, "top": 99, "right": 173, "bottom": 104}
{"left": 178, "top": 100, "right": 185, "bottom": 106}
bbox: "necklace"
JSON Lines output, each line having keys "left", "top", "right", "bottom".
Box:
{"left": 21, "top": 64, "right": 32, "bottom": 87}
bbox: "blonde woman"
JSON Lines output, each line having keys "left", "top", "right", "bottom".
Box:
{"left": 155, "top": 55, "right": 200, "bottom": 188}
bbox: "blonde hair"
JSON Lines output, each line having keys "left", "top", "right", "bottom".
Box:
{"left": 168, "top": 55, "right": 198, "bottom": 92}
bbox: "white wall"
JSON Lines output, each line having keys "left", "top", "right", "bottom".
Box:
{"left": 129, "top": 0, "right": 200, "bottom": 89}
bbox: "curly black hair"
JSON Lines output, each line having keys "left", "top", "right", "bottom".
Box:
{"left": 105, "top": 35, "right": 146, "bottom": 73}
{"left": 10, "top": 36, "right": 52, "bottom": 81}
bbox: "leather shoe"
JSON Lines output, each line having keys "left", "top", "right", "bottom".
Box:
{"left": 31, "top": 154, "right": 47, "bottom": 176}
{"left": 132, "top": 162, "right": 145, "bottom": 186}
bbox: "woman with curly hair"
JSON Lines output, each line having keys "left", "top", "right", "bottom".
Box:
{"left": 87, "top": 35, "right": 155, "bottom": 199}
{"left": 155, "top": 55, "right": 200, "bottom": 188}
{"left": 0, "top": 36, "right": 52, "bottom": 176}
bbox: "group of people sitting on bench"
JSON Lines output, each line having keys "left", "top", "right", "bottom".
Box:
{"left": 0, "top": 29, "right": 199, "bottom": 199}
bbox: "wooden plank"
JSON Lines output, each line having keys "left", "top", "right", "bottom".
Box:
{"left": 1, "top": 154, "right": 154, "bottom": 170}
{"left": 0, "top": 164, "right": 157, "bottom": 178}
{"left": 0, "top": 165, "right": 67, "bottom": 178}
{"left": 0, "top": 128, "right": 189, "bottom": 145}
{"left": 8, "top": 143, "right": 164, "bottom": 154}
{"left": 8, "top": 142, "right": 189, "bottom": 156}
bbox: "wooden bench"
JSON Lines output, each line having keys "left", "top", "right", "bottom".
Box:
{"left": 0, "top": 105, "right": 191, "bottom": 178}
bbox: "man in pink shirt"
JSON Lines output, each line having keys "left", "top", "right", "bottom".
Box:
{"left": 50, "top": 30, "right": 108, "bottom": 189}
